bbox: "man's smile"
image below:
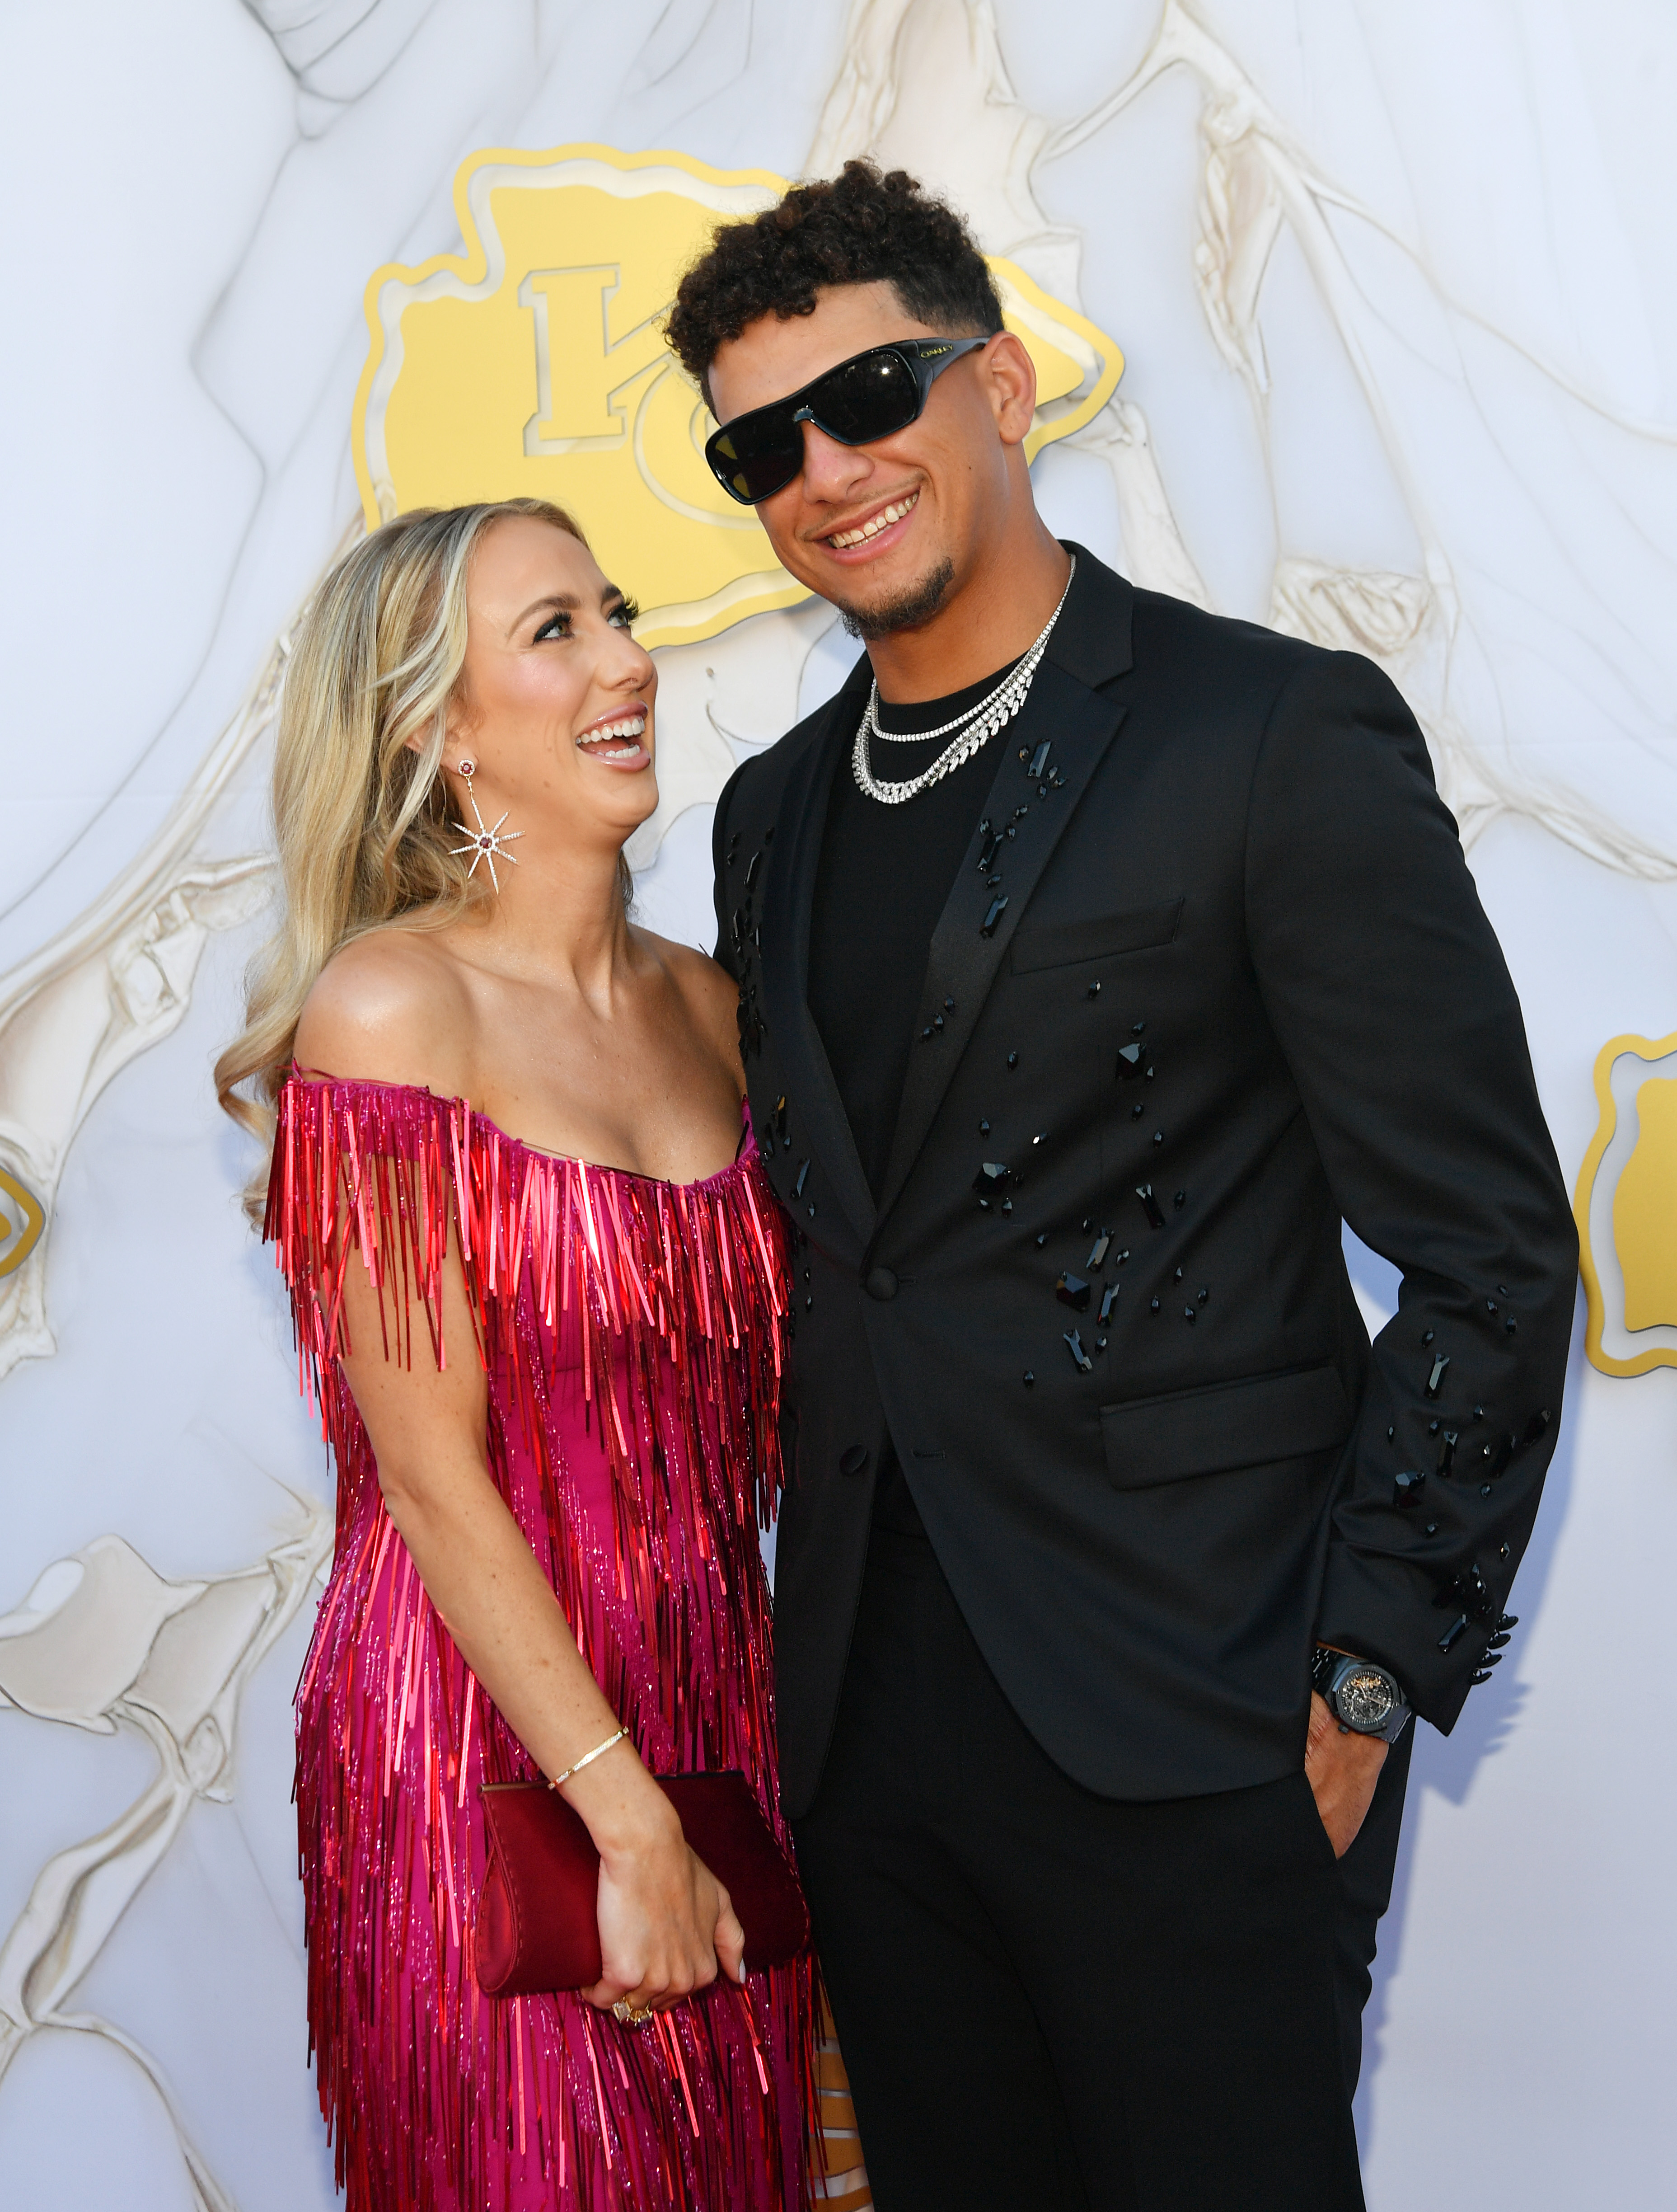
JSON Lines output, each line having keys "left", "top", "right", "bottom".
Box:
{"left": 815, "top": 488, "right": 921, "bottom": 559}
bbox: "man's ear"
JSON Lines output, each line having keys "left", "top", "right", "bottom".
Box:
{"left": 983, "top": 330, "right": 1038, "bottom": 450}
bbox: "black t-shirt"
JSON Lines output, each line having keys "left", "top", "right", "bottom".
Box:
{"left": 807, "top": 657, "right": 1022, "bottom": 1194}
{"left": 807, "top": 655, "right": 1022, "bottom": 1534}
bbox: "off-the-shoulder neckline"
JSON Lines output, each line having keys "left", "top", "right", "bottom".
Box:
{"left": 287, "top": 1067, "right": 755, "bottom": 1195}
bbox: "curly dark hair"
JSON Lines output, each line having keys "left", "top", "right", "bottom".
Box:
{"left": 666, "top": 160, "right": 1003, "bottom": 409}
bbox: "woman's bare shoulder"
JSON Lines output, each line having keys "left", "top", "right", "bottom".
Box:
{"left": 293, "top": 929, "right": 473, "bottom": 1095}
{"left": 635, "top": 930, "right": 737, "bottom": 1017}
{"left": 633, "top": 929, "right": 741, "bottom": 1078}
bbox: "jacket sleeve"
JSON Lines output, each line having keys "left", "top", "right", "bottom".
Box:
{"left": 711, "top": 755, "right": 754, "bottom": 978}
{"left": 1243, "top": 649, "right": 1578, "bottom": 1732}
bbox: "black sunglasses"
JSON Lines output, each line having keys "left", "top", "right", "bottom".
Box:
{"left": 704, "top": 336, "right": 989, "bottom": 505}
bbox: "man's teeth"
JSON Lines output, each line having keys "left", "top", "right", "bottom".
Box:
{"left": 828, "top": 493, "right": 917, "bottom": 549}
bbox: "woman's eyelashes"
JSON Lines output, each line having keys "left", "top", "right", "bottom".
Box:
{"left": 532, "top": 597, "right": 639, "bottom": 643}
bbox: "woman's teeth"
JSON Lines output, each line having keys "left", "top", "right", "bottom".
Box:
{"left": 827, "top": 492, "right": 917, "bottom": 549}
{"left": 577, "top": 714, "right": 647, "bottom": 759}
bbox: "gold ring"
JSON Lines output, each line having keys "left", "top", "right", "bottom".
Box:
{"left": 612, "top": 2000, "right": 655, "bottom": 2028}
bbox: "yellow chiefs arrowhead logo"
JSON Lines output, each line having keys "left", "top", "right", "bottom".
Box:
{"left": 0, "top": 1165, "right": 46, "bottom": 1281}
{"left": 353, "top": 143, "right": 1123, "bottom": 650}
{"left": 1575, "top": 1029, "right": 1677, "bottom": 1376}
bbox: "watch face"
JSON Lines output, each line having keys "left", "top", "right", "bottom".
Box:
{"left": 1335, "top": 1666, "right": 1396, "bottom": 1732}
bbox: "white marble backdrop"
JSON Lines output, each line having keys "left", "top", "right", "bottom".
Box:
{"left": 2, "top": 3, "right": 1674, "bottom": 2205}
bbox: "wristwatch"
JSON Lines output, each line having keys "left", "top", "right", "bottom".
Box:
{"left": 1311, "top": 1645, "right": 1412, "bottom": 1743}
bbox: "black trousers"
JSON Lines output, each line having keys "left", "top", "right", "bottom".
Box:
{"left": 793, "top": 1525, "right": 1412, "bottom": 2212}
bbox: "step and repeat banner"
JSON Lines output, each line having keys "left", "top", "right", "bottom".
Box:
{"left": 1, "top": 4, "right": 1673, "bottom": 2207}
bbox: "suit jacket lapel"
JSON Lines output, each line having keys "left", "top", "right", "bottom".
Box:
{"left": 757, "top": 675, "right": 878, "bottom": 1251}
{"left": 874, "top": 658, "right": 1129, "bottom": 1224}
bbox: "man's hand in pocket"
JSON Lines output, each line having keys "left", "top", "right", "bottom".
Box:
{"left": 1305, "top": 1690, "right": 1388, "bottom": 1858}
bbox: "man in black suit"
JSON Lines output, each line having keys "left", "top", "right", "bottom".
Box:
{"left": 669, "top": 161, "right": 1577, "bottom": 2210}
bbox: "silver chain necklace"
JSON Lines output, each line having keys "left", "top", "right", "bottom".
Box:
{"left": 851, "top": 556, "right": 1077, "bottom": 806}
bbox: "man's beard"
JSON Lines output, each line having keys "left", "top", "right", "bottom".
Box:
{"left": 832, "top": 555, "right": 956, "bottom": 642}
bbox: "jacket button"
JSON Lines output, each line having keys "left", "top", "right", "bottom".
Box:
{"left": 839, "top": 1444, "right": 869, "bottom": 1476}
{"left": 865, "top": 1267, "right": 899, "bottom": 1301}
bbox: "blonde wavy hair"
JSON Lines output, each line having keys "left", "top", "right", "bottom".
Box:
{"left": 215, "top": 498, "right": 606, "bottom": 1212}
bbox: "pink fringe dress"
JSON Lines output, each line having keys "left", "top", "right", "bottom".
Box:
{"left": 267, "top": 1075, "right": 815, "bottom": 2212}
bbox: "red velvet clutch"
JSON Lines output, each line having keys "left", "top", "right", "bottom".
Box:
{"left": 476, "top": 1772, "right": 810, "bottom": 1996}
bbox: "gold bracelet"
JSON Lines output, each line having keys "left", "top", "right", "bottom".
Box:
{"left": 547, "top": 1725, "right": 628, "bottom": 1791}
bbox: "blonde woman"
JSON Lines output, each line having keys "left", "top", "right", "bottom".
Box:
{"left": 218, "top": 500, "right": 815, "bottom": 2210}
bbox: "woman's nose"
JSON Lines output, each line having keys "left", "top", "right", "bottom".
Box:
{"left": 602, "top": 625, "right": 654, "bottom": 686}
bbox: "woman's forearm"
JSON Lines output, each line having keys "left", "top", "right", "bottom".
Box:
{"left": 379, "top": 1447, "right": 606, "bottom": 1768}
{"left": 375, "top": 1447, "right": 677, "bottom": 1852}
{"left": 333, "top": 1232, "right": 679, "bottom": 1855}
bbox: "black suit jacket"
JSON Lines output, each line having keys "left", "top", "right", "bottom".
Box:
{"left": 712, "top": 547, "right": 1577, "bottom": 1816}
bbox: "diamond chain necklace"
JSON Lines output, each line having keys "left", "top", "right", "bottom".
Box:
{"left": 851, "top": 556, "right": 1077, "bottom": 806}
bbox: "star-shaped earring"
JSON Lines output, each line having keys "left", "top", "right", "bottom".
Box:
{"left": 448, "top": 759, "right": 523, "bottom": 891}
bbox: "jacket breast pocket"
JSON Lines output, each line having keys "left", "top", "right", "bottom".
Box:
{"left": 1009, "top": 897, "right": 1183, "bottom": 974}
{"left": 1100, "top": 1362, "right": 1351, "bottom": 1491}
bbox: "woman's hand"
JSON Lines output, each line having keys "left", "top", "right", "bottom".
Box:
{"left": 571, "top": 1755, "right": 746, "bottom": 2014}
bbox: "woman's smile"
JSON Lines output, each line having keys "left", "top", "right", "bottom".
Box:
{"left": 574, "top": 706, "right": 651, "bottom": 770}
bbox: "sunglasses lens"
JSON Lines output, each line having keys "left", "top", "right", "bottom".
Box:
{"left": 812, "top": 349, "right": 922, "bottom": 444}
{"left": 709, "top": 418, "right": 803, "bottom": 504}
